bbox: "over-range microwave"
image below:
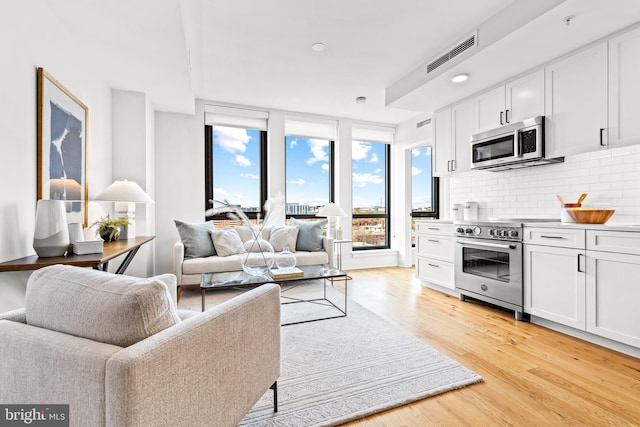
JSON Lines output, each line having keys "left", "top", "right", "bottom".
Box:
{"left": 470, "top": 116, "right": 559, "bottom": 171}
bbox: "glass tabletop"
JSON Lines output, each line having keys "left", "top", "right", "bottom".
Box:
{"left": 201, "top": 264, "right": 345, "bottom": 289}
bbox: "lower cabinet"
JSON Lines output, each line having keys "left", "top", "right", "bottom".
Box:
{"left": 523, "top": 244, "right": 586, "bottom": 330}
{"left": 415, "top": 221, "right": 454, "bottom": 291}
{"left": 525, "top": 227, "right": 640, "bottom": 349}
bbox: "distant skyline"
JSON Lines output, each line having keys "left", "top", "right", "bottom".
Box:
{"left": 411, "top": 146, "right": 433, "bottom": 209}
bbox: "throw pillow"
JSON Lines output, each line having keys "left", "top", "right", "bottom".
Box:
{"left": 235, "top": 225, "right": 272, "bottom": 243}
{"left": 291, "top": 217, "right": 327, "bottom": 252}
{"left": 174, "top": 220, "right": 216, "bottom": 259}
{"left": 25, "top": 265, "right": 180, "bottom": 347}
{"left": 211, "top": 228, "right": 246, "bottom": 256}
{"left": 269, "top": 226, "right": 299, "bottom": 252}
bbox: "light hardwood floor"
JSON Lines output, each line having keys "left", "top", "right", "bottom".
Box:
{"left": 336, "top": 267, "right": 640, "bottom": 427}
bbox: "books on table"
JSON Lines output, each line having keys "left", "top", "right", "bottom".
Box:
{"left": 271, "top": 267, "right": 304, "bottom": 280}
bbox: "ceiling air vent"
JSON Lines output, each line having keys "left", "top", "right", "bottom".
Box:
{"left": 416, "top": 118, "right": 431, "bottom": 128}
{"left": 426, "top": 31, "right": 478, "bottom": 74}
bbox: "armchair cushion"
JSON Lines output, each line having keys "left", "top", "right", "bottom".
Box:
{"left": 175, "top": 220, "right": 216, "bottom": 258}
{"left": 25, "top": 265, "right": 180, "bottom": 347}
{"left": 291, "top": 217, "right": 327, "bottom": 251}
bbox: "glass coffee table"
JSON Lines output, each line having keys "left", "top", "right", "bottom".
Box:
{"left": 200, "top": 264, "right": 348, "bottom": 325}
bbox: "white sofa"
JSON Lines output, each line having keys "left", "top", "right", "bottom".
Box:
{"left": 0, "top": 265, "right": 280, "bottom": 427}
{"left": 174, "top": 225, "right": 334, "bottom": 294}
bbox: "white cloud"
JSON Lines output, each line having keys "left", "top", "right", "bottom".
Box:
{"left": 375, "top": 168, "right": 382, "bottom": 174}
{"left": 213, "top": 187, "right": 228, "bottom": 197}
{"left": 412, "top": 166, "right": 422, "bottom": 176}
{"left": 306, "top": 139, "right": 328, "bottom": 165}
{"left": 368, "top": 153, "right": 379, "bottom": 163}
{"left": 290, "top": 178, "right": 306, "bottom": 185}
{"left": 213, "top": 126, "right": 251, "bottom": 154}
{"left": 352, "top": 141, "right": 371, "bottom": 161}
{"left": 234, "top": 154, "right": 251, "bottom": 167}
{"left": 241, "top": 173, "right": 259, "bottom": 179}
{"left": 412, "top": 149, "right": 421, "bottom": 157}
{"left": 321, "top": 163, "right": 329, "bottom": 172}
{"left": 290, "top": 138, "right": 297, "bottom": 148}
{"left": 352, "top": 172, "right": 383, "bottom": 187}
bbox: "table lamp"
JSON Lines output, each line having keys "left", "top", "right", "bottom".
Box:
{"left": 316, "top": 202, "right": 347, "bottom": 239}
{"left": 94, "top": 180, "right": 154, "bottom": 239}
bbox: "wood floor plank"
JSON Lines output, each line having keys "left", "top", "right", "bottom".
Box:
{"left": 339, "top": 267, "right": 640, "bottom": 427}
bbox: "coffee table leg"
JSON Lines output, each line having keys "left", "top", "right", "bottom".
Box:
{"left": 201, "top": 288, "right": 206, "bottom": 312}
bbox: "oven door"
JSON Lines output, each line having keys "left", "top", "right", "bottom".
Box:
{"left": 454, "top": 237, "right": 523, "bottom": 306}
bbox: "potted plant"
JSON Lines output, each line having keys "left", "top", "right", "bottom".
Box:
{"left": 91, "top": 215, "right": 130, "bottom": 242}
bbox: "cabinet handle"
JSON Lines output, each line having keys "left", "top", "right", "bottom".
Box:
{"left": 505, "top": 109, "right": 510, "bottom": 124}
{"left": 428, "top": 263, "right": 440, "bottom": 268}
{"left": 428, "top": 239, "right": 440, "bottom": 243}
{"left": 599, "top": 128, "right": 605, "bottom": 146}
{"left": 500, "top": 111, "right": 504, "bottom": 126}
{"left": 577, "top": 253, "right": 585, "bottom": 273}
{"left": 540, "top": 235, "right": 563, "bottom": 239}
{"left": 451, "top": 159, "right": 456, "bottom": 171}
{"left": 427, "top": 227, "right": 440, "bottom": 231}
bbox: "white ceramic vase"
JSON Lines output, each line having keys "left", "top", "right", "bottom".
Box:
{"left": 33, "top": 200, "right": 69, "bottom": 257}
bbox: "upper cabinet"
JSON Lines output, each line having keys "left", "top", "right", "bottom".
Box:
{"left": 474, "top": 69, "right": 545, "bottom": 132}
{"left": 544, "top": 43, "right": 608, "bottom": 158}
{"left": 608, "top": 26, "right": 640, "bottom": 148}
{"left": 433, "top": 99, "right": 474, "bottom": 176}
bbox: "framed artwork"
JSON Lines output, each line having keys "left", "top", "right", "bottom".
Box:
{"left": 37, "top": 67, "right": 88, "bottom": 226}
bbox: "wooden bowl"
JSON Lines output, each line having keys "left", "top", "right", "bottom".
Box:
{"left": 566, "top": 209, "right": 615, "bottom": 224}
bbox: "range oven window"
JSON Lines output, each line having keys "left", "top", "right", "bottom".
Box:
{"left": 472, "top": 135, "right": 514, "bottom": 163}
{"left": 462, "top": 247, "right": 511, "bottom": 283}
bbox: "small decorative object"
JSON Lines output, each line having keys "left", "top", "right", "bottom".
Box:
{"left": 91, "top": 215, "right": 130, "bottom": 242}
{"left": 33, "top": 199, "right": 69, "bottom": 257}
{"left": 276, "top": 246, "right": 296, "bottom": 270}
{"left": 37, "top": 68, "right": 89, "bottom": 227}
{"left": 73, "top": 240, "right": 104, "bottom": 255}
{"left": 206, "top": 195, "right": 284, "bottom": 277}
{"left": 566, "top": 209, "right": 615, "bottom": 224}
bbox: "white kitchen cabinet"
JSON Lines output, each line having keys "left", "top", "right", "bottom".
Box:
{"left": 544, "top": 42, "right": 608, "bottom": 158}
{"left": 524, "top": 228, "right": 586, "bottom": 329}
{"left": 415, "top": 221, "right": 455, "bottom": 291}
{"left": 432, "top": 99, "right": 474, "bottom": 176}
{"left": 585, "top": 230, "right": 640, "bottom": 348}
{"left": 474, "top": 69, "right": 544, "bottom": 132}
{"left": 608, "top": 26, "right": 640, "bottom": 148}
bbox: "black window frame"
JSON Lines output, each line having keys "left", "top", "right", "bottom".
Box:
{"left": 352, "top": 143, "right": 391, "bottom": 251}
{"left": 204, "top": 124, "right": 268, "bottom": 222}
{"left": 284, "top": 138, "right": 336, "bottom": 220}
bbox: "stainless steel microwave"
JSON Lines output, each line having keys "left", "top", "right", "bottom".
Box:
{"left": 470, "top": 116, "right": 545, "bottom": 170}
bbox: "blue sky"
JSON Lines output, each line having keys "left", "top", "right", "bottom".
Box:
{"left": 411, "top": 146, "right": 433, "bottom": 209}
{"left": 212, "top": 126, "right": 395, "bottom": 210}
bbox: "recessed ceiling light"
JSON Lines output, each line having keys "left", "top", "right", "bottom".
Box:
{"left": 356, "top": 96, "right": 367, "bottom": 104}
{"left": 451, "top": 73, "right": 469, "bottom": 83}
{"left": 311, "top": 42, "right": 326, "bottom": 52}
{"left": 562, "top": 15, "right": 576, "bottom": 26}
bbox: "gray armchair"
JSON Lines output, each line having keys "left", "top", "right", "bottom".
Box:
{"left": 0, "top": 265, "right": 280, "bottom": 427}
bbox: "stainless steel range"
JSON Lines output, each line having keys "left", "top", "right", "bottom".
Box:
{"left": 454, "top": 218, "right": 557, "bottom": 320}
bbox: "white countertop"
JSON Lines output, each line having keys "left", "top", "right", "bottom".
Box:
{"left": 523, "top": 221, "right": 640, "bottom": 232}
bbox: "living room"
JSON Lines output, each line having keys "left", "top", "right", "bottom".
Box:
{"left": 2, "top": 0, "right": 640, "bottom": 425}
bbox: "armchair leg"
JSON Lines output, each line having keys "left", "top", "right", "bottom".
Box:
{"left": 270, "top": 381, "right": 278, "bottom": 413}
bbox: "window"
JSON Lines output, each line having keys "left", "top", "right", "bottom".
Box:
{"left": 411, "top": 145, "right": 439, "bottom": 245}
{"left": 204, "top": 125, "right": 267, "bottom": 226}
{"left": 285, "top": 136, "right": 334, "bottom": 218}
{"left": 352, "top": 141, "right": 390, "bottom": 250}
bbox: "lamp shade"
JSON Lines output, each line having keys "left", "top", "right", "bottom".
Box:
{"left": 33, "top": 200, "right": 69, "bottom": 257}
{"left": 94, "top": 180, "right": 154, "bottom": 203}
{"left": 316, "top": 202, "right": 347, "bottom": 217}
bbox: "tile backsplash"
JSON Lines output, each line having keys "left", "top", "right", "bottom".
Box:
{"left": 449, "top": 144, "right": 640, "bottom": 224}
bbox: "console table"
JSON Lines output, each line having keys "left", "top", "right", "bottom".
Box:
{"left": 0, "top": 236, "right": 155, "bottom": 274}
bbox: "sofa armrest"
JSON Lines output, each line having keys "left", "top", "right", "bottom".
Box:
{"left": 0, "top": 308, "right": 26, "bottom": 323}
{"left": 105, "top": 283, "right": 281, "bottom": 427}
{"left": 151, "top": 273, "right": 177, "bottom": 307}
{"left": 172, "top": 240, "right": 185, "bottom": 286}
{"left": 323, "top": 236, "right": 335, "bottom": 267}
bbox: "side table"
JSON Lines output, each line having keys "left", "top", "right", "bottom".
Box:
{"left": 333, "top": 239, "right": 351, "bottom": 271}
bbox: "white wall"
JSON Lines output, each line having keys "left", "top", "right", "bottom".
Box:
{"left": 0, "top": 1, "right": 114, "bottom": 312}
{"left": 449, "top": 144, "right": 640, "bottom": 224}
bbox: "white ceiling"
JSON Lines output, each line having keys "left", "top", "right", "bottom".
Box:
{"left": 54, "top": 0, "right": 640, "bottom": 125}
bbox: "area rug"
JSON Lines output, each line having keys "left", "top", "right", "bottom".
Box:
{"left": 179, "top": 283, "right": 483, "bottom": 426}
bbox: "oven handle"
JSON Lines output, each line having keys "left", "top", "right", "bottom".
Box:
{"left": 456, "top": 239, "right": 518, "bottom": 250}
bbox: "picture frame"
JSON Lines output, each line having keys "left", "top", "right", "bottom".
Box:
{"left": 37, "top": 67, "right": 88, "bottom": 226}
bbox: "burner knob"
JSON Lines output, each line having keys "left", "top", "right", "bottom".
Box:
{"left": 465, "top": 228, "right": 473, "bottom": 234}
{"left": 456, "top": 227, "right": 465, "bottom": 233}
{"left": 473, "top": 226, "right": 481, "bottom": 235}
{"left": 509, "top": 230, "right": 519, "bottom": 238}
{"left": 489, "top": 229, "right": 496, "bottom": 236}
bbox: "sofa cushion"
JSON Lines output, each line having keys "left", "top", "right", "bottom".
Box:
{"left": 25, "top": 265, "right": 180, "bottom": 347}
{"left": 291, "top": 218, "right": 327, "bottom": 252}
{"left": 235, "top": 226, "right": 272, "bottom": 243}
{"left": 211, "top": 228, "right": 246, "bottom": 256}
{"left": 269, "top": 226, "right": 299, "bottom": 252}
{"left": 175, "top": 220, "right": 216, "bottom": 258}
